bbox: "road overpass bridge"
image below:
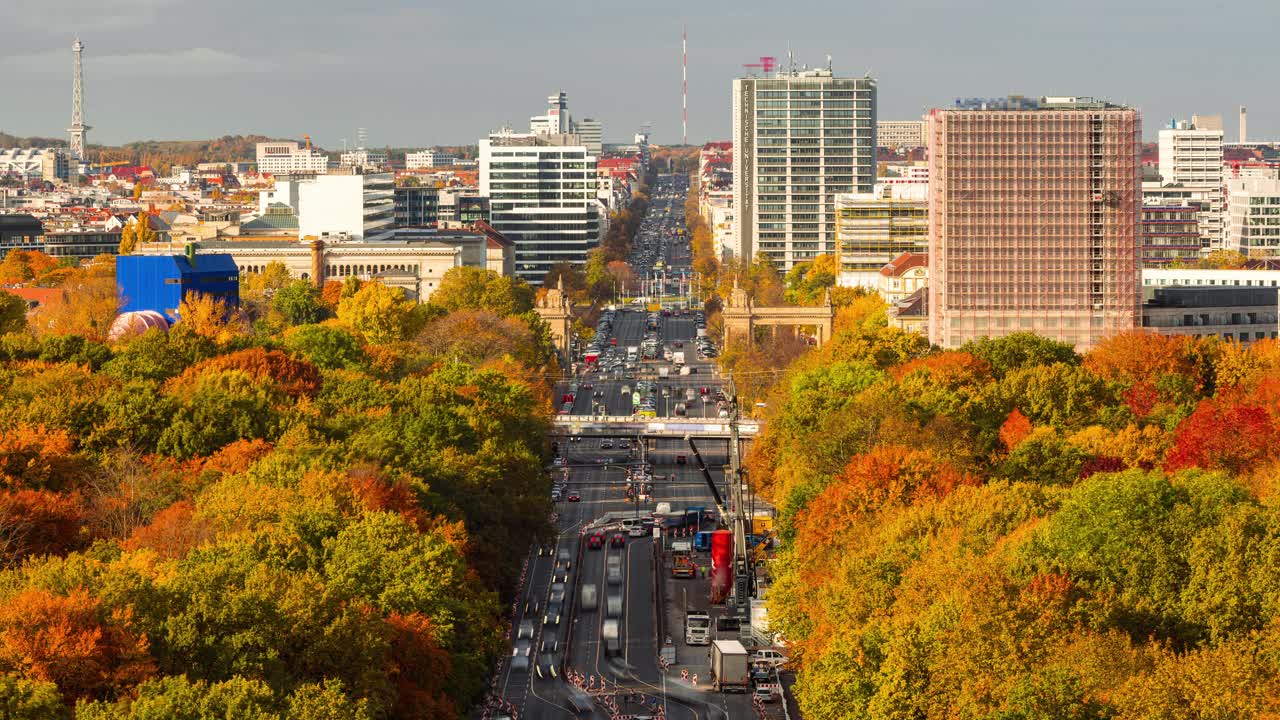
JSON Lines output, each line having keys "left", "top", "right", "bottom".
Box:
{"left": 551, "top": 415, "right": 761, "bottom": 438}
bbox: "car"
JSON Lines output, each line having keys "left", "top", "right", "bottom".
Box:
{"left": 512, "top": 639, "right": 533, "bottom": 671}
{"left": 522, "top": 597, "right": 539, "bottom": 616}
{"left": 753, "top": 685, "right": 780, "bottom": 703}
{"left": 567, "top": 491, "right": 581, "bottom": 502}
{"left": 517, "top": 619, "right": 535, "bottom": 639}
{"left": 610, "top": 532, "right": 626, "bottom": 548}
{"left": 543, "top": 603, "right": 562, "bottom": 626}
{"left": 553, "top": 456, "right": 565, "bottom": 467}
{"left": 600, "top": 439, "right": 613, "bottom": 449}
{"left": 552, "top": 566, "right": 568, "bottom": 583}
{"left": 580, "top": 583, "right": 598, "bottom": 611}
{"left": 587, "top": 532, "right": 604, "bottom": 550}
{"left": 675, "top": 454, "right": 687, "bottom": 465}
{"left": 540, "top": 638, "right": 560, "bottom": 655}
{"left": 557, "top": 549, "right": 572, "bottom": 569}
{"left": 606, "top": 556, "right": 623, "bottom": 585}
{"left": 629, "top": 524, "right": 646, "bottom": 537}
{"left": 551, "top": 489, "right": 562, "bottom": 501}
{"left": 752, "top": 649, "right": 790, "bottom": 668}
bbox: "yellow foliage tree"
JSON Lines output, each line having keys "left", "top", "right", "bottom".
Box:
{"left": 337, "top": 281, "right": 417, "bottom": 345}
{"left": 29, "top": 258, "right": 119, "bottom": 340}
{"left": 175, "top": 291, "right": 245, "bottom": 343}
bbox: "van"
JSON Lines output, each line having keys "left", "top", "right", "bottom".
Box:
{"left": 620, "top": 517, "right": 641, "bottom": 532}
{"left": 580, "top": 583, "right": 598, "bottom": 611}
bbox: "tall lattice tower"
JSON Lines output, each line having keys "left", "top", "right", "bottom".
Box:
{"left": 68, "top": 38, "right": 90, "bottom": 160}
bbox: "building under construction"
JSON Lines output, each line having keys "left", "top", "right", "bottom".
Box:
{"left": 927, "top": 96, "right": 1142, "bottom": 351}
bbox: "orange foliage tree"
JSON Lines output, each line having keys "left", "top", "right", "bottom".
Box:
{"left": 0, "top": 489, "right": 88, "bottom": 566}
{"left": 999, "top": 408, "right": 1033, "bottom": 451}
{"left": 0, "top": 588, "right": 154, "bottom": 702}
{"left": 0, "top": 425, "right": 84, "bottom": 491}
{"left": 168, "top": 347, "right": 321, "bottom": 399}
{"left": 384, "top": 611, "right": 459, "bottom": 720}
{"left": 121, "top": 500, "right": 214, "bottom": 560}
{"left": 1164, "top": 397, "right": 1280, "bottom": 474}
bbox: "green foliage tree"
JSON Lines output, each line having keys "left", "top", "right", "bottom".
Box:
{"left": 282, "top": 324, "right": 365, "bottom": 370}
{"left": 271, "top": 280, "right": 326, "bottom": 326}
{"left": 0, "top": 292, "right": 27, "bottom": 335}
{"left": 0, "top": 674, "right": 67, "bottom": 720}
{"left": 429, "top": 266, "right": 534, "bottom": 317}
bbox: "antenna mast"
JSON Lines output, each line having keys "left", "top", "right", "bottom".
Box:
{"left": 68, "top": 37, "right": 90, "bottom": 161}
{"left": 682, "top": 24, "right": 687, "bottom": 146}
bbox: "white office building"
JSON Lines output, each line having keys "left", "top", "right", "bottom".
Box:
{"left": 1158, "top": 117, "right": 1225, "bottom": 248}
{"left": 877, "top": 120, "right": 926, "bottom": 149}
{"left": 480, "top": 131, "right": 603, "bottom": 284}
{"left": 1227, "top": 177, "right": 1280, "bottom": 258}
{"left": 259, "top": 170, "right": 394, "bottom": 241}
{"left": 405, "top": 150, "right": 460, "bottom": 169}
{"left": 255, "top": 142, "right": 329, "bottom": 175}
{"left": 576, "top": 118, "right": 604, "bottom": 155}
{"left": 339, "top": 148, "right": 388, "bottom": 170}
{"left": 732, "top": 66, "right": 877, "bottom": 270}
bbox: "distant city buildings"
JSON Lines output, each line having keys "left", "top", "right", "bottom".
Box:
{"left": 927, "top": 96, "right": 1142, "bottom": 352}
{"left": 1141, "top": 204, "right": 1202, "bottom": 266}
{"left": 697, "top": 142, "right": 735, "bottom": 259}
{"left": 876, "top": 120, "right": 926, "bottom": 150}
{"left": 0, "top": 148, "right": 74, "bottom": 182}
{"left": 576, "top": 119, "right": 604, "bottom": 156}
{"left": 480, "top": 130, "right": 603, "bottom": 284}
{"left": 255, "top": 141, "right": 329, "bottom": 176}
{"left": 339, "top": 148, "right": 389, "bottom": 170}
{"left": 405, "top": 150, "right": 460, "bottom": 169}
{"left": 834, "top": 183, "right": 927, "bottom": 289}
{"left": 732, "top": 65, "right": 877, "bottom": 270}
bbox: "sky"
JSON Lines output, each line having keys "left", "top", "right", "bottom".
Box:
{"left": 0, "top": 0, "right": 1270, "bottom": 149}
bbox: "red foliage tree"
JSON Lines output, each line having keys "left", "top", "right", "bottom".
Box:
{"left": 0, "top": 489, "right": 88, "bottom": 563}
{"left": 0, "top": 588, "right": 154, "bottom": 702}
{"left": 384, "top": 612, "right": 458, "bottom": 720}
{"left": 169, "top": 347, "right": 321, "bottom": 398}
{"left": 1165, "top": 398, "right": 1280, "bottom": 474}
{"left": 998, "top": 408, "right": 1033, "bottom": 451}
{"left": 121, "top": 500, "right": 214, "bottom": 559}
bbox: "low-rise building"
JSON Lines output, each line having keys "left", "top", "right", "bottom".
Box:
{"left": 877, "top": 251, "right": 928, "bottom": 305}
{"left": 877, "top": 120, "right": 927, "bottom": 150}
{"left": 1142, "top": 267, "right": 1280, "bottom": 290}
{"left": 116, "top": 253, "right": 240, "bottom": 323}
{"left": 255, "top": 141, "right": 329, "bottom": 175}
{"left": 405, "top": 150, "right": 460, "bottom": 169}
{"left": 1142, "top": 285, "right": 1278, "bottom": 344}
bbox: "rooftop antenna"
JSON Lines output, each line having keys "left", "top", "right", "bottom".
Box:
{"left": 788, "top": 44, "right": 794, "bottom": 74}
{"left": 826, "top": 53, "right": 832, "bottom": 71}
{"left": 356, "top": 127, "right": 368, "bottom": 150}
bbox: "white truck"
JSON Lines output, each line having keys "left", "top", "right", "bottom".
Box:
{"left": 658, "top": 366, "right": 670, "bottom": 379}
{"left": 627, "top": 346, "right": 640, "bottom": 362}
{"left": 672, "top": 351, "right": 686, "bottom": 367}
{"left": 685, "top": 609, "right": 711, "bottom": 645}
{"left": 710, "top": 639, "right": 750, "bottom": 692}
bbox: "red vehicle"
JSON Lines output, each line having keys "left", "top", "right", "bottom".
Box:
{"left": 700, "top": 386, "right": 709, "bottom": 395}
{"left": 675, "top": 455, "right": 687, "bottom": 465}
{"left": 567, "top": 491, "right": 582, "bottom": 502}
{"left": 610, "top": 338, "right": 618, "bottom": 346}
{"left": 587, "top": 532, "right": 604, "bottom": 550}
{"left": 610, "top": 533, "right": 626, "bottom": 548}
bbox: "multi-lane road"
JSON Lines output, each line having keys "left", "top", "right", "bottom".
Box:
{"left": 495, "top": 177, "right": 772, "bottom": 719}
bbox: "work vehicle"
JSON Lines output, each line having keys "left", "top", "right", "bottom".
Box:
{"left": 580, "top": 583, "right": 598, "bottom": 611}
{"left": 672, "top": 554, "right": 696, "bottom": 578}
{"left": 752, "top": 514, "right": 775, "bottom": 536}
{"left": 711, "top": 640, "right": 751, "bottom": 692}
{"left": 751, "top": 649, "right": 789, "bottom": 668}
{"left": 628, "top": 524, "right": 646, "bottom": 537}
{"left": 602, "top": 619, "right": 621, "bottom": 656}
{"left": 685, "top": 609, "right": 711, "bottom": 645}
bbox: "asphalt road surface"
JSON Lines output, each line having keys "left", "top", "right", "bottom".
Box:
{"left": 497, "top": 176, "right": 762, "bottom": 719}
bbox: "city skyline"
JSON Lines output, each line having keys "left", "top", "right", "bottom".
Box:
{"left": 1, "top": 0, "right": 1277, "bottom": 147}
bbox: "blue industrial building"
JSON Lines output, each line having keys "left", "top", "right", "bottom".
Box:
{"left": 116, "top": 253, "right": 239, "bottom": 323}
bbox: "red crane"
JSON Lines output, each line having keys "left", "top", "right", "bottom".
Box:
{"left": 742, "top": 56, "right": 777, "bottom": 75}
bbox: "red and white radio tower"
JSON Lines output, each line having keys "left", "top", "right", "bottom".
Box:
{"left": 682, "top": 24, "right": 687, "bottom": 145}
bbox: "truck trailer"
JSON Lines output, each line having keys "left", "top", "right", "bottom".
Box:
{"left": 710, "top": 639, "right": 750, "bottom": 692}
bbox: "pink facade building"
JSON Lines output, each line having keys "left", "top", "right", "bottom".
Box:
{"left": 927, "top": 97, "right": 1142, "bottom": 351}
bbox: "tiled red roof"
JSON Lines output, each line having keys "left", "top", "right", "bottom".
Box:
{"left": 2, "top": 287, "right": 59, "bottom": 308}
{"left": 879, "top": 251, "right": 928, "bottom": 277}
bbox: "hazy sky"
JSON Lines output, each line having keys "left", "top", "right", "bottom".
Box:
{"left": 0, "top": 0, "right": 1269, "bottom": 148}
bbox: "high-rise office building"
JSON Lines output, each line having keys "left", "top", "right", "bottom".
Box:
{"left": 1158, "top": 116, "right": 1224, "bottom": 248}
{"left": 480, "top": 131, "right": 602, "bottom": 284}
{"left": 531, "top": 91, "right": 573, "bottom": 136}
{"left": 927, "top": 96, "right": 1142, "bottom": 351}
{"left": 732, "top": 66, "right": 876, "bottom": 270}
{"left": 877, "top": 120, "right": 926, "bottom": 149}
{"left": 576, "top": 118, "right": 604, "bottom": 155}
{"left": 260, "top": 170, "right": 395, "bottom": 241}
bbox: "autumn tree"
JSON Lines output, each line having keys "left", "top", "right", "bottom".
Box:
{"left": 174, "top": 292, "right": 243, "bottom": 343}
{"left": 272, "top": 279, "right": 326, "bottom": 326}
{"left": 336, "top": 282, "right": 419, "bottom": 345}
{"left": 28, "top": 258, "right": 119, "bottom": 341}
{"left": 0, "top": 292, "right": 27, "bottom": 335}
{"left": 429, "top": 266, "right": 534, "bottom": 317}
{"left": 118, "top": 212, "right": 156, "bottom": 255}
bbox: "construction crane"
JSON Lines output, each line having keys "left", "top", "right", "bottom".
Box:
{"left": 742, "top": 56, "right": 777, "bottom": 76}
